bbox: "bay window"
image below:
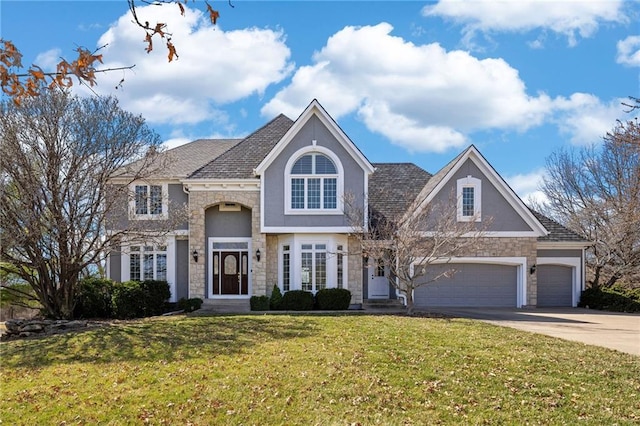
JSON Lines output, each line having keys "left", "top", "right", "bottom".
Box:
{"left": 129, "top": 245, "right": 167, "bottom": 281}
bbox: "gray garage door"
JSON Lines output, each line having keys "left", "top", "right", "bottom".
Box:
{"left": 537, "top": 265, "right": 573, "bottom": 307}
{"left": 414, "top": 263, "right": 517, "bottom": 308}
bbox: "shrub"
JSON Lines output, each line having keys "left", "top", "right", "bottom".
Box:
{"left": 250, "top": 295, "right": 270, "bottom": 311}
{"left": 74, "top": 277, "right": 114, "bottom": 318}
{"left": 280, "top": 290, "right": 314, "bottom": 311}
{"left": 111, "top": 280, "right": 171, "bottom": 319}
{"left": 579, "top": 285, "right": 640, "bottom": 313}
{"left": 177, "top": 297, "right": 203, "bottom": 313}
{"left": 111, "top": 281, "right": 145, "bottom": 319}
{"left": 270, "top": 285, "right": 283, "bottom": 310}
{"left": 140, "top": 280, "right": 171, "bottom": 316}
{"left": 315, "top": 288, "right": 352, "bottom": 310}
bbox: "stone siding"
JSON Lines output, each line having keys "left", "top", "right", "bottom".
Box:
{"left": 265, "top": 234, "right": 278, "bottom": 295}
{"left": 188, "top": 190, "right": 265, "bottom": 299}
{"left": 348, "top": 235, "right": 363, "bottom": 305}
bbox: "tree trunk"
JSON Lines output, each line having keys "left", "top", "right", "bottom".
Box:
{"left": 405, "top": 290, "right": 415, "bottom": 316}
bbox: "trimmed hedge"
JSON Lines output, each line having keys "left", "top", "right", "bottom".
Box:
{"left": 280, "top": 290, "right": 314, "bottom": 311}
{"left": 111, "top": 280, "right": 171, "bottom": 319}
{"left": 250, "top": 295, "right": 270, "bottom": 311}
{"left": 74, "top": 277, "right": 114, "bottom": 319}
{"left": 578, "top": 285, "right": 640, "bottom": 313}
{"left": 315, "top": 288, "right": 352, "bottom": 310}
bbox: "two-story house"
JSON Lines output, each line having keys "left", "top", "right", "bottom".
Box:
{"left": 106, "top": 100, "right": 589, "bottom": 310}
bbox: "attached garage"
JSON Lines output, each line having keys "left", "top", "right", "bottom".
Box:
{"left": 414, "top": 263, "right": 519, "bottom": 308}
{"left": 536, "top": 264, "right": 573, "bottom": 307}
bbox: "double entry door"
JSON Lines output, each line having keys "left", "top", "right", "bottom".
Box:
{"left": 210, "top": 239, "right": 249, "bottom": 296}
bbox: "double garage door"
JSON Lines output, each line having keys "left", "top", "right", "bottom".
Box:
{"left": 414, "top": 264, "right": 518, "bottom": 308}
{"left": 413, "top": 263, "right": 574, "bottom": 308}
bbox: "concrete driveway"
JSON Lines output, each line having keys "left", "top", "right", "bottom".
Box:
{"left": 424, "top": 307, "right": 640, "bottom": 356}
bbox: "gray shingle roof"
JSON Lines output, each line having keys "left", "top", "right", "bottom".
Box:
{"left": 114, "top": 138, "right": 241, "bottom": 179}
{"left": 189, "top": 114, "right": 294, "bottom": 179}
{"left": 368, "top": 163, "right": 432, "bottom": 221}
{"left": 161, "top": 138, "right": 241, "bottom": 178}
{"left": 531, "top": 210, "right": 590, "bottom": 243}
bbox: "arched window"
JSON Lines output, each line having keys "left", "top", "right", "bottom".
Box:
{"left": 289, "top": 152, "right": 339, "bottom": 211}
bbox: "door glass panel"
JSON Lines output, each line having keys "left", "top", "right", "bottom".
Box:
{"left": 242, "top": 254, "right": 248, "bottom": 275}
{"left": 224, "top": 254, "right": 237, "bottom": 275}
{"left": 376, "top": 259, "right": 385, "bottom": 277}
{"left": 212, "top": 242, "right": 248, "bottom": 250}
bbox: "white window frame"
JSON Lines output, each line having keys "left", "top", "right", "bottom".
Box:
{"left": 284, "top": 146, "right": 344, "bottom": 215}
{"left": 120, "top": 236, "right": 177, "bottom": 302}
{"left": 128, "top": 182, "right": 169, "bottom": 220}
{"left": 277, "top": 234, "right": 348, "bottom": 293}
{"left": 457, "top": 176, "right": 481, "bottom": 222}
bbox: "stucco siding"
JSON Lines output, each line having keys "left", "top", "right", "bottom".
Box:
{"left": 430, "top": 159, "right": 533, "bottom": 232}
{"left": 205, "top": 205, "right": 252, "bottom": 238}
{"left": 175, "top": 239, "right": 189, "bottom": 301}
{"left": 106, "top": 183, "right": 188, "bottom": 231}
{"left": 109, "top": 246, "right": 122, "bottom": 282}
{"left": 169, "top": 184, "right": 189, "bottom": 229}
{"left": 262, "top": 115, "right": 366, "bottom": 228}
{"left": 537, "top": 249, "right": 582, "bottom": 258}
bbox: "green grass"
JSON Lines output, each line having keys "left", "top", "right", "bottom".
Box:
{"left": 1, "top": 314, "right": 639, "bottom": 425}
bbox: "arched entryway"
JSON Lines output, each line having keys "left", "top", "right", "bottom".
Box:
{"left": 205, "top": 203, "right": 252, "bottom": 298}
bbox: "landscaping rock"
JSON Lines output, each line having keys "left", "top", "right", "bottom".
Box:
{"left": 1, "top": 318, "right": 102, "bottom": 341}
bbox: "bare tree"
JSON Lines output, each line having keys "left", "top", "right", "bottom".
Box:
{"left": 0, "top": 89, "right": 183, "bottom": 318}
{"left": 540, "top": 115, "right": 640, "bottom": 288}
{"left": 347, "top": 192, "right": 488, "bottom": 315}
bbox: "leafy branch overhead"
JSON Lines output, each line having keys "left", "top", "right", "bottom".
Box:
{"left": 0, "top": 0, "right": 222, "bottom": 104}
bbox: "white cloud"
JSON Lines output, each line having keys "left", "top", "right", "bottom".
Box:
{"left": 553, "top": 93, "right": 625, "bottom": 145}
{"left": 163, "top": 137, "right": 192, "bottom": 150}
{"left": 34, "top": 48, "right": 62, "bottom": 70}
{"left": 423, "top": 0, "right": 626, "bottom": 47}
{"left": 616, "top": 35, "right": 640, "bottom": 67}
{"left": 262, "top": 23, "right": 554, "bottom": 153}
{"left": 77, "top": 4, "right": 292, "bottom": 125}
{"left": 505, "top": 168, "right": 548, "bottom": 205}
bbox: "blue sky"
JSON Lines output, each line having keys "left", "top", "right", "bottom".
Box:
{"left": 2, "top": 0, "right": 639, "bottom": 202}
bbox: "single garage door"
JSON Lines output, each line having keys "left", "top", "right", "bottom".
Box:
{"left": 537, "top": 265, "right": 573, "bottom": 307}
{"left": 414, "top": 263, "right": 517, "bottom": 308}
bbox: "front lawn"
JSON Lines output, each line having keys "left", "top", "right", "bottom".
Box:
{"left": 1, "top": 315, "right": 638, "bottom": 424}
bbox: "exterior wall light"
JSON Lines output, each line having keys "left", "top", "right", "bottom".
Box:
{"left": 192, "top": 250, "right": 198, "bottom": 263}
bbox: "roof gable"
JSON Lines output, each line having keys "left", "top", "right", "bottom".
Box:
{"left": 411, "top": 145, "right": 548, "bottom": 236}
{"left": 255, "top": 99, "right": 375, "bottom": 175}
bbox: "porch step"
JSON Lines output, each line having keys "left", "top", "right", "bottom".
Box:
{"left": 363, "top": 299, "right": 406, "bottom": 311}
{"left": 198, "top": 299, "right": 251, "bottom": 314}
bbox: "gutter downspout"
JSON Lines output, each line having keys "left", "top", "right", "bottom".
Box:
{"left": 395, "top": 258, "right": 407, "bottom": 306}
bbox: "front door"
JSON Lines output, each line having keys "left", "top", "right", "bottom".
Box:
{"left": 209, "top": 238, "right": 250, "bottom": 297}
{"left": 368, "top": 258, "right": 389, "bottom": 299}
